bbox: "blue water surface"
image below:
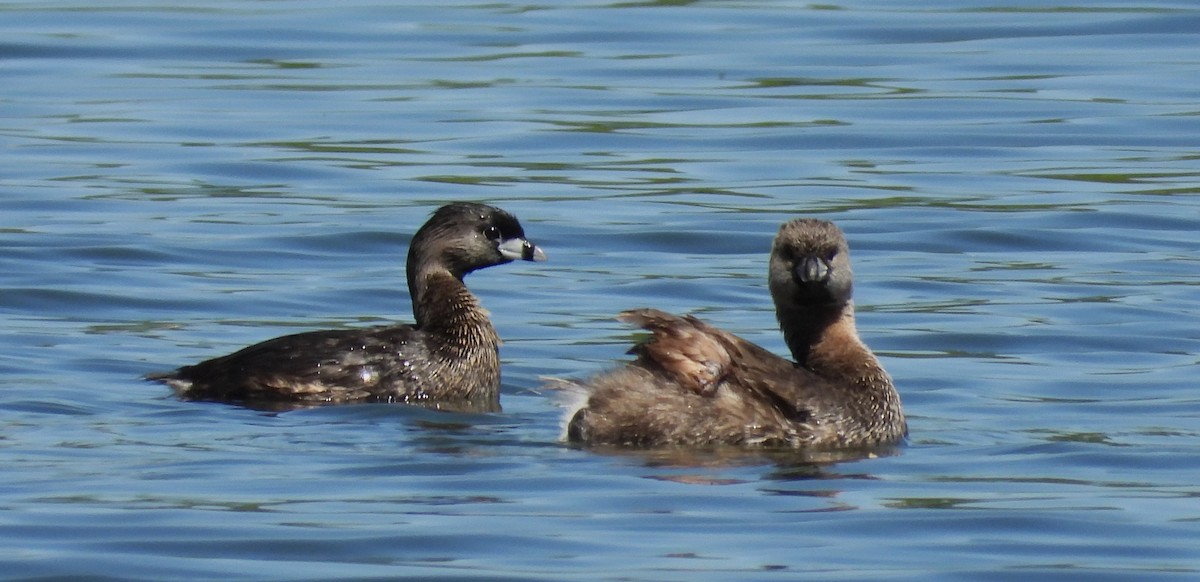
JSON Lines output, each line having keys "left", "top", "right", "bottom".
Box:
{"left": 2, "top": 1, "right": 1199, "bottom": 580}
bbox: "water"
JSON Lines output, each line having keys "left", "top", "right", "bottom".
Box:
{"left": 2, "top": 0, "right": 1199, "bottom": 579}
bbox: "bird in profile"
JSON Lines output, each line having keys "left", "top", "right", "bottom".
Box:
{"left": 147, "top": 202, "right": 546, "bottom": 412}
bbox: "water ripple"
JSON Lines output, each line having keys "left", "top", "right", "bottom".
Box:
{"left": 2, "top": 1, "right": 1199, "bottom": 580}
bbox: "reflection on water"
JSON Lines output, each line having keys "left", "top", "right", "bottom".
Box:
{"left": 2, "top": 1, "right": 1200, "bottom": 580}
{"left": 576, "top": 442, "right": 906, "bottom": 473}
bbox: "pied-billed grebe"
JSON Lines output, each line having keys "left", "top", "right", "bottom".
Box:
{"left": 147, "top": 202, "right": 546, "bottom": 411}
{"left": 562, "top": 218, "right": 905, "bottom": 449}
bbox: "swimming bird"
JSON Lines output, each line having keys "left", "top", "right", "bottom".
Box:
{"left": 563, "top": 218, "right": 905, "bottom": 449}
{"left": 148, "top": 202, "right": 546, "bottom": 411}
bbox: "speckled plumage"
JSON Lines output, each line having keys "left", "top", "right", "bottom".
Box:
{"left": 147, "top": 202, "right": 545, "bottom": 411}
{"left": 564, "top": 218, "right": 906, "bottom": 449}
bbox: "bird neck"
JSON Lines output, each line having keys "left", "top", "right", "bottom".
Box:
{"left": 778, "top": 302, "right": 889, "bottom": 390}
{"left": 409, "top": 269, "right": 499, "bottom": 353}
{"left": 777, "top": 302, "right": 841, "bottom": 364}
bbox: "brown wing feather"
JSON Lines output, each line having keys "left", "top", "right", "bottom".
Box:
{"left": 618, "top": 308, "right": 732, "bottom": 396}
{"left": 619, "top": 308, "right": 818, "bottom": 424}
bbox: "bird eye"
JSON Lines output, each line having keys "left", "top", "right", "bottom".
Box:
{"left": 483, "top": 225, "right": 502, "bottom": 241}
